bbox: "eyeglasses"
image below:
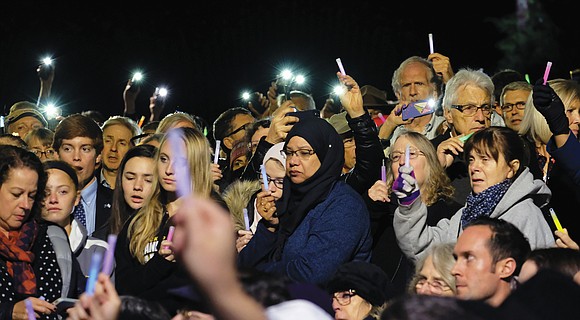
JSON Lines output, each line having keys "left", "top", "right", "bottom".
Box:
{"left": 415, "top": 278, "right": 452, "bottom": 294}
{"left": 333, "top": 289, "right": 356, "bottom": 306}
{"left": 225, "top": 123, "right": 248, "bottom": 137}
{"left": 390, "top": 149, "right": 424, "bottom": 162}
{"left": 281, "top": 148, "right": 315, "bottom": 161}
{"left": 451, "top": 104, "right": 492, "bottom": 116}
{"left": 501, "top": 102, "right": 526, "bottom": 112}
{"left": 258, "top": 174, "right": 284, "bottom": 189}
{"left": 31, "top": 148, "right": 56, "bottom": 158}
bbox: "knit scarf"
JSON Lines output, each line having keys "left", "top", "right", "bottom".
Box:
{"left": 0, "top": 220, "right": 38, "bottom": 294}
{"left": 461, "top": 179, "right": 511, "bottom": 228}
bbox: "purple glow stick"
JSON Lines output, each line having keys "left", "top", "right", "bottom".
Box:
{"left": 243, "top": 208, "right": 250, "bottom": 231}
{"left": 428, "top": 33, "right": 434, "bottom": 54}
{"left": 381, "top": 159, "right": 387, "bottom": 182}
{"left": 167, "top": 129, "right": 192, "bottom": 197}
{"left": 260, "top": 164, "right": 269, "bottom": 191}
{"left": 336, "top": 58, "right": 346, "bottom": 76}
{"left": 25, "top": 299, "right": 35, "bottom": 320}
{"left": 405, "top": 144, "right": 410, "bottom": 168}
{"left": 378, "top": 113, "right": 386, "bottom": 123}
{"left": 101, "top": 234, "right": 117, "bottom": 275}
{"left": 214, "top": 140, "right": 221, "bottom": 164}
{"left": 164, "top": 226, "right": 175, "bottom": 250}
{"left": 543, "top": 61, "right": 553, "bottom": 85}
{"left": 85, "top": 251, "right": 103, "bottom": 295}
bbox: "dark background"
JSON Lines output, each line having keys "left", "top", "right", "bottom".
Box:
{"left": 1, "top": 1, "right": 578, "bottom": 126}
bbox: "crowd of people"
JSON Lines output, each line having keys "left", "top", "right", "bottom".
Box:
{"left": 0, "top": 51, "right": 579, "bottom": 320}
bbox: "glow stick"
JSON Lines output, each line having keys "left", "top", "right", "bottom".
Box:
{"left": 404, "top": 144, "right": 410, "bottom": 168}
{"left": 164, "top": 226, "right": 175, "bottom": 250}
{"left": 260, "top": 164, "right": 269, "bottom": 191}
{"left": 243, "top": 208, "right": 250, "bottom": 231}
{"left": 525, "top": 74, "right": 531, "bottom": 84}
{"left": 214, "top": 140, "right": 221, "bottom": 164}
{"left": 101, "top": 234, "right": 117, "bottom": 275}
{"left": 85, "top": 251, "right": 103, "bottom": 295}
{"left": 138, "top": 115, "right": 145, "bottom": 128}
{"left": 25, "top": 299, "right": 35, "bottom": 320}
{"left": 428, "top": 33, "right": 434, "bottom": 54}
{"left": 336, "top": 58, "right": 346, "bottom": 76}
{"left": 381, "top": 159, "right": 387, "bottom": 182}
{"left": 543, "top": 61, "right": 552, "bottom": 85}
{"left": 167, "top": 129, "right": 192, "bottom": 197}
{"left": 550, "top": 208, "right": 563, "bottom": 232}
{"left": 378, "top": 113, "right": 386, "bottom": 123}
{"left": 458, "top": 132, "right": 474, "bottom": 143}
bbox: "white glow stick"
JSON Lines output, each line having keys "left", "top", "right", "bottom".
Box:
{"left": 101, "top": 234, "right": 117, "bottom": 275}
{"left": 243, "top": 208, "right": 250, "bottom": 231}
{"left": 428, "top": 33, "right": 434, "bottom": 54}
{"left": 543, "top": 61, "right": 553, "bottom": 85}
{"left": 405, "top": 144, "right": 410, "bottom": 168}
{"left": 214, "top": 140, "right": 221, "bottom": 164}
{"left": 336, "top": 58, "right": 346, "bottom": 76}
{"left": 260, "top": 164, "right": 269, "bottom": 191}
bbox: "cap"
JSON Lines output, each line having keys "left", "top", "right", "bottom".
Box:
{"left": 5, "top": 104, "right": 48, "bottom": 130}
{"left": 328, "top": 111, "right": 351, "bottom": 136}
{"left": 361, "top": 85, "right": 388, "bottom": 108}
{"left": 326, "top": 261, "right": 395, "bottom": 307}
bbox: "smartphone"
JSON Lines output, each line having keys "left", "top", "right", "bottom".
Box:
{"left": 401, "top": 99, "right": 436, "bottom": 121}
{"left": 285, "top": 109, "right": 320, "bottom": 122}
{"left": 54, "top": 297, "right": 78, "bottom": 314}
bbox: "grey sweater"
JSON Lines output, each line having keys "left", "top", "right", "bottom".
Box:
{"left": 394, "top": 168, "right": 555, "bottom": 262}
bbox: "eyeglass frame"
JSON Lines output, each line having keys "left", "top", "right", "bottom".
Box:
{"left": 225, "top": 123, "right": 248, "bottom": 138}
{"left": 500, "top": 101, "right": 526, "bottom": 112}
{"left": 280, "top": 148, "right": 316, "bottom": 161}
{"left": 333, "top": 289, "right": 357, "bottom": 306}
{"left": 389, "top": 149, "right": 424, "bottom": 162}
{"left": 414, "top": 278, "right": 452, "bottom": 293}
{"left": 31, "top": 148, "right": 56, "bottom": 158}
{"left": 450, "top": 103, "right": 492, "bottom": 117}
{"left": 257, "top": 173, "right": 284, "bottom": 189}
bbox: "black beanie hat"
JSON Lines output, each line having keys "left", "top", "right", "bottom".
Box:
{"left": 326, "top": 261, "right": 394, "bottom": 307}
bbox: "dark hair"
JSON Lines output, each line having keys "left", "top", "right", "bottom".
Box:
{"left": 382, "top": 294, "right": 500, "bottom": 320}
{"left": 118, "top": 295, "right": 171, "bottom": 320}
{"left": 467, "top": 217, "right": 531, "bottom": 280}
{"left": 109, "top": 144, "right": 157, "bottom": 235}
{"left": 0, "top": 133, "right": 27, "bottom": 148}
{"left": 463, "top": 126, "right": 529, "bottom": 179}
{"left": 0, "top": 145, "right": 47, "bottom": 221}
{"left": 238, "top": 267, "right": 291, "bottom": 307}
{"left": 212, "top": 107, "right": 253, "bottom": 143}
{"left": 43, "top": 160, "right": 79, "bottom": 191}
{"left": 245, "top": 118, "right": 271, "bottom": 144}
{"left": 53, "top": 113, "right": 104, "bottom": 154}
{"left": 491, "top": 69, "right": 525, "bottom": 103}
{"left": 525, "top": 247, "right": 580, "bottom": 279}
{"left": 141, "top": 121, "right": 160, "bottom": 134}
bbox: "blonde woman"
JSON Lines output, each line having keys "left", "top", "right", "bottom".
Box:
{"left": 115, "top": 126, "right": 227, "bottom": 315}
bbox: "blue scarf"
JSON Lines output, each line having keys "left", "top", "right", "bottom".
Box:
{"left": 461, "top": 179, "right": 511, "bottom": 228}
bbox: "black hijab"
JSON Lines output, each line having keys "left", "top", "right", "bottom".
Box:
{"left": 272, "top": 116, "right": 344, "bottom": 260}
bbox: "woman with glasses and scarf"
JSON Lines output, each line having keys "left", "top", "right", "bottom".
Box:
{"left": 237, "top": 115, "right": 372, "bottom": 285}
{"left": 393, "top": 126, "right": 554, "bottom": 263}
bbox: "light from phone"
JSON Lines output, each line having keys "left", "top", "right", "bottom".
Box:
{"left": 132, "top": 72, "right": 143, "bottom": 82}
{"left": 42, "top": 57, "right": 53, "bottom": 66}
{"left": 44, "top": 103, "right": 61, "bottom": 120}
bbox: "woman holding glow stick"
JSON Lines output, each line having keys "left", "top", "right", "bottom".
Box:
{"left": 115, "top": 127, "right": 227, "bottom": 315}
{"left": 0, "top": 145, "right": 84, "bottom": 320}
{"left": 393, "top": 126, "right": 555, "bottom": 263}
{"left": 237, "top": 116, "right": 372, "bottom": 285}
{"left": 223, "top": 142, "right": 286, "bottom": 253}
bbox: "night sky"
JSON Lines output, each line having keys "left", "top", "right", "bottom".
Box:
{"left": 1, "top": 1, "right": 578, "bottom": 125}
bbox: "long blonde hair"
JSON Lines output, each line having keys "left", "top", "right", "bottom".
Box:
{"left": 128, "top": 127, "right": 214, "bottom": 264}
{"left": 387, "top": 131, "right": 454, "bottom": 206}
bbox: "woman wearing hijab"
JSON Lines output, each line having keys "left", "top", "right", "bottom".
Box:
{"left": 237, "top": 115, "right": 372, "bottom": 285}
